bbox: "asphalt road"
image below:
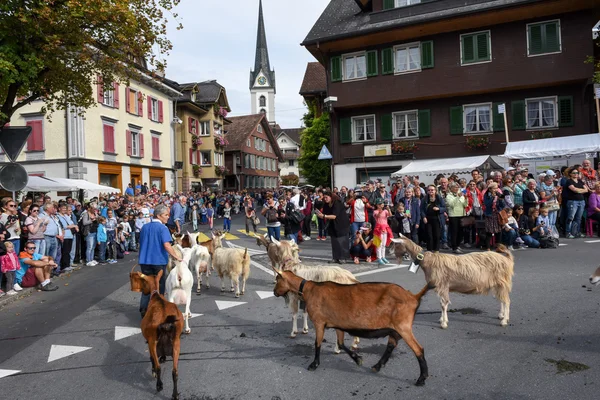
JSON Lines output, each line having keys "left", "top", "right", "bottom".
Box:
{"left": 1, "top": 213, "right": 599, "bottom": 400}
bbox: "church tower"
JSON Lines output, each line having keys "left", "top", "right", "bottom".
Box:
{"left": 250, "top": 0, "right": 276, "bottom": 125}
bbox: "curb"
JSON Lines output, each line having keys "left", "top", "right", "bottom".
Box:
{"left": 0, "top": 286, "right": 37, "bottom": 309}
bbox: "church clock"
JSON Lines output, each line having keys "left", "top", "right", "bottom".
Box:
{"left": 257, "top": 76, "right": 267, "bottom": 86}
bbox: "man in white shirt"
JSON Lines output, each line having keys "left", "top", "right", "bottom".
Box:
{"left": 289, "top": 188, "right": 305, "bottom": 211}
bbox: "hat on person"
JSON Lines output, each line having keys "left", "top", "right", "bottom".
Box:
{"left": 374, "top": 198, "right": 384, "bottom": 205}
{"left": 361, "top": 222, "right": 372, "bottom": 231}
{"left": 367, "top": 180, "right": 374, "bottom": 185}
{"left": 546, "top": 169, "right": 556, "bottom": 177}
{"left": 506, "top": 167, "right": 516, "bottom": 171}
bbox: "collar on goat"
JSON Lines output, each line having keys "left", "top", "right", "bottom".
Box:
{"left": 298, "top": 279, "right": 307, "bottom": 297}
{"left": 414, "top": 252, "right": 425, "bottom": 265}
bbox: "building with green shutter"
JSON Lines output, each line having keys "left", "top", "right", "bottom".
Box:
{"left": 301, "top": 0, "right": 597, "bottom": 188}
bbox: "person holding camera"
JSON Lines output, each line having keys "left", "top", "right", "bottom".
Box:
{"left": 350, "top": 222, "right": 375, "bottom": 264}
{"left": 261, "top": 195, "right": 281, "bottom": 240}
{"left": 1, "top": 199, "right": 21, "bottom": 253}
{"left": 24, "top": 204, "right": 47, "bottom": 256}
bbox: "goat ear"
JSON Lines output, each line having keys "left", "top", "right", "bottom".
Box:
{"left": 289, "top": 238, "right": 296, "bottom": 245}
{"left": 399, "top": 233, "right": 405, "bottom": 238}
{"left": 271, "top": 266, "right": 283, "bottom": 276}
{"left": 271, "top": 236, "right": 281, "bottom": 246}
{"left": 390, "top": 238, "right": 404, "bottom": 244}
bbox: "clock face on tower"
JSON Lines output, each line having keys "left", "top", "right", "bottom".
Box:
{"left": 257, "top": 76, "right": 267, "bottom": 86}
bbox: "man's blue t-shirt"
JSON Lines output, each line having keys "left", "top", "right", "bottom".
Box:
{"left": 16, "top": 253, "right": 43, "bottom": 282}
{"left": 138, "top": 220, "right": 172, "bottom": 265}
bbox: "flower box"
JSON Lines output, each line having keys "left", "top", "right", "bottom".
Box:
{"left": 391, "top": 141, "right": 418, "bottom": 154}
{"left": 465, "top": 136, "right": 490, "bottom": 150}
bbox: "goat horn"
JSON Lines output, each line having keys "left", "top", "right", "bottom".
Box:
{"left": 390, "top": 238, "right": 404, "bottom": 244}
{"left": 271, "top": 266, "right": 283, "bottom": 276}
{"left": 270, "top": 236, "right": 281, "bottom": 246}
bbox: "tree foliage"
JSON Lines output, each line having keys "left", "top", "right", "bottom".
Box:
{"left": 281, "top": 173, "right": 299, "bottom": 186}
{"left": 0, "top": 0, "right": 182, "bottom": 127}
{"left": 298, "top": 101, "right": 331, "bottom": 187}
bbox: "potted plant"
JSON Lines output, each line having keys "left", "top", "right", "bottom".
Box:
{"left": 192, "top": 164, "right": 202, "bottom": 177}
{"left": 530, "top": 131, "right": 553, "bottom": 140}
{"left": 214, "top": 166, "right": 229, "bottom": 176}
{"left": 391, "top": 141, "right": 418, "bottom": 154}
{"left": 214, "top": 134, "right": 228, "bottom": 149}
{"left": 218, "top": 107, "right": 228, "bottom": 118}
{"left": 191, "top": 135, "right": 203, "bottom": 150}
{"left": 465, "top": 136, "right": 490, "bottom": 150}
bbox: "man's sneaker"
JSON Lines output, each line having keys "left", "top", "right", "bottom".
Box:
{"left": 6, "top": 289, "right": 18, "bottom": 296}
{"left": 304, "top": 236, "right": 311, "bottom": 241}
{"left": 463, "top": 243, "right": 472, "bottom": 248}
{"left": 13, "top": 283, "right": 23, "bottom": 291}
{"left": 86, "top": 261, "right": 95, "bottom": 267}
{"left": 567, "top": 234, "right": 576, "bottom": 239}
{"left": 508, "top": 245, "right": 515, "bottom": 250}
{"left": 109, "top": 260, "right": 118, "bottom": 264}
{"left": 91, "top": 260, "right": 99, "bottom": 266}
{"left": 441, "top": 243, "right": 451, "bottom": 250}
{"left": 579, "top": 233, "right": 586, "bottom": 238}
{"left": 63, "top": 267, "right": 74, "bottom": 272}
{"left": 41, "top": 283, "right": 58, "bottom": 292}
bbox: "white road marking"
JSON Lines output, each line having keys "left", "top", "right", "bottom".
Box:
{"left": 256, "top": 291, "right": 275, "bottom": 299}
{"left": 0, "top": 369, "right": 20, "bottom": 379}
{"left": 559, "top": 243, "right": 568, "bottom": 246}
{"left": 584, "top": 239, "right": 600, "bottom": 243}
{"left": 299, "top": 256, "right": 335, "bottom": 262}
{"left": 354, "top": 264, "right": 409, "bottom": 277}
{"left": 215, "top": 300, "right": 247, "bottom": 311}
{"left": 189, "top": 313, "right": 203, "bottom": 319}
{"left": 48, "top": 345, "right": 92, "bottom": 363}
{"left": 250, "top": 260, "right": 275, "bottom": 276}
{"left": 225, "top": 241, "right": 266, "bottom": 255}
{"left": 114, "top": 326, "right": 141, "bottom": 341}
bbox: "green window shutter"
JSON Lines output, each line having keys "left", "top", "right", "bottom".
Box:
{"left": 382, "top": 48, "right": 394, "bottom": 75}
{"left": 340, "top": 117, "right": 352, "bottom": 144}
{"left": 492, "top": 103, "right": 505, "bottom": 132}
{"left": 330, "top": 56, "right": 342, "bottom": 82}
{"left": 476, "top": 32, "right": 490, "bottom": 61}
{"left": 511, "top": 100, "right": 526, "bottom": 130}
{"left": 418, "top": 109, "right": 431, "bottom": 138}
{"left": 449, "top": 106, "right": 463, "bottom": 135}
{"left": 558, "top": 96, "right": 574, "bottom": 127}
{"left": 421, "top": 41, "right": 434, "bottom": 69}
{"left": 383, "top": 0, "right": 395, "bottom": 10}
{"left": 544, "top": 22, "right": 560, "bottom": 53}
{"left": 366, "top": 50, "right": 378, "bottom": 77}
{"left": 528, "top": 24, "right": 543, "bottom": 55}
{"left": 462, "top": 35, "right": 475, "bottom": 64}
{"left": 381, "top": 114, "right": 393, "bottom": 141}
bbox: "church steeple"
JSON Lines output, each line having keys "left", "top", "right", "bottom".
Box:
{"left": 250, "top": 0, "right": 276, "bottom": 125}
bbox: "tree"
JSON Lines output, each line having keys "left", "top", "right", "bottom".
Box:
{"left": 281, "top": 174, "right": 299, "bottom": 186}
{"left": 0, "top": 0, "right": 182, "bottom": 127}
{"left": 298, "top": 100, "right": 331, "bottom": 187}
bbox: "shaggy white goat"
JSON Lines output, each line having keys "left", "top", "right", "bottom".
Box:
{"left": 190, "top": 243, "right": 212, "bottom": 295}
{"left": 212, "top": 231, "right": 251, "bottom": 298}
{"left": 165, "top": 245, "right": 194, "bottom": 333}
{"left": 256, "top": 234, "right": 299, "bottom": 283}
{"left": 590, "top": 266, "right": 600, "bottom": 285}
{"left": 280, "top": 260, "right": 361, "bottom": 353}
{"left": 391, "top": 234, "right": 514, "bottom": 328}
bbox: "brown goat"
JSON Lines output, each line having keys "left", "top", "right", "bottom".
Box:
{"left": 273, "top": 269, "right": 430, "bottom": 386}
{"left": 131, "top": 270, "right": 184, "bottom": 400}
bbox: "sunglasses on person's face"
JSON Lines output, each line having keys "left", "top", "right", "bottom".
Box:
{"left": 26, "top": 246, "right": 36, "bottom": 250}
{"left": 7, "top": 204, "right": 16, "bottom": 208}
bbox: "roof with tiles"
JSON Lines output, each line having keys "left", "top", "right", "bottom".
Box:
{"left": 225, "top": 114, "right": 284, "bottom": 161}
{"left": 299, "top": 62, "right": 327, "bottom": 96}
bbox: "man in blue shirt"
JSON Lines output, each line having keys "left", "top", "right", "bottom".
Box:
{"left": 167, "top": 196, "right": 186, "bottom": 234}
{"left": 138, "top": 204, "right": 182, "bottom": 318}
{"left": 125, "top": 184, "right": 135, "bottom": 196}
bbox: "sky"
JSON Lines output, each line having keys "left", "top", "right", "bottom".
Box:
{"left": 163, "top": 0, "right": 329, "bottom": 129}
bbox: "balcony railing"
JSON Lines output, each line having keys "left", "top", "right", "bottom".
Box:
{"left": 283, "top": 151, "right": 300, "bottom": 160}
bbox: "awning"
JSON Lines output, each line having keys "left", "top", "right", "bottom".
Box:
{"left": 502, "top": 133, "right": 600, "bottom": 159}
{"left": 391, "top": 155, "right": 503, "bottom": 177}
{"left": 47, "top": 178, "right": 120, "bottom": 193}
{"left": 23, "top": 176, "right": 75, "bottom": 192}
{"left": 22, "top": 177, "right": 120, "bottom": 193}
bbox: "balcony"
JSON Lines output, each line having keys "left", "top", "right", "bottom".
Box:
{"left": 283, "top": 151, "right": 300, "bottom": 160}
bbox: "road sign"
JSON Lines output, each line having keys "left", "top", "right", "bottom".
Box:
{"left": 497, "top": 104, "right": 505, "bottom": 114}
{"left": 0, "top": 163, "right": 29, "bottom": 192}
{"left": 318, "top": 145, "right": 332, "bottom": 160}
{"left": 0, "top": 126, "right": 32, "bottom": 162}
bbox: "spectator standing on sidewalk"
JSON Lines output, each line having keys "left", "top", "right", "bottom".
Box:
{"left": 57, "top": 204, "right": 76, "bottom": 273}
{"left": 261, "top": 195, "right": 281, "bottom": 240}
{"left": 1, "top": 199, "right": 21, "bottom": 253}
{"left": 244, "top": 196, "right": 257, "bottom": 236}
{"left": 301, "top": 192, "right": 313, "bottom": 240}
{"left": 317, "top": 191, "right": 350, "bottom": 264}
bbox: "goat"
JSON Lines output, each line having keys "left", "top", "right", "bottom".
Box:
{"left": 165, "top": 245, "right": 194, "bottom": 333}
{"left": 190, "top": 243, "right": 212, "bottom": 295}
{"left": 256, "top": 234, "right": 299, "bottom": 283}
{"left": 391, "top": 234, "right": 514, "bottom": 329}
{"left": 590, "top": 266, "right": 600, "bottom": 285}
{"left": 273, "top": 268, "right": 430, "bottom": 386}
{"left": 131, "top": 270, "right": 183, "bottom": 400}
{"left": 280, "top": 260, "right": 361, "bottom": 352}
{"left": 212, "top": 230, "right": 251, "bottom": 298}
{"left": 167, "top": 244, "right": 183, "bottom": 274}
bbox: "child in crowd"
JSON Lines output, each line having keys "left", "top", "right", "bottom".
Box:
{"left": 223, "top": 202, "right": 232, "bottom": 232}
{"left": 116, "top": 226, "right": 127, "bottom": 254}
{"left": 501, "top": 207, "right": 518, "bottom": 250}
{"left": 97, "top": 216, "right": 108, "bottom": 264}
{"left": 373, "top": 199, "right": 393, "bottom": 265}
{"left": 135, "top": 212, "right": 145, "bottom": 248}
{"left": 1, "top": 241, "right": 21, "bottom": 295}
{"left": 537, "top": 206, "right": 552, "bottom": 237}
{"left": 207, "top": 203, "right": 214, "bottom": 229}
{"left": 192, "top": 204, "right": 199, "bottom": 232}
{"left": 106, "top": 210, "right": 118, "bottom": 263}
{"left": 394, "top": 202, "right": 412, "bottom": 260}
{"left": 120, "top": 216, "right": 132, "bottom": 254}
{"left": 200, "top": 204, "right": 208, "bottom": 225}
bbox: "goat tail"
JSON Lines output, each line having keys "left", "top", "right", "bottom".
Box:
{"left": 413, "top": 284, "right": 432, "bottom": 302}
{"left": 156, "top": 315, "right": 178, "bottom": 358}
{"left": 243, "top": 247, "right": 249, "bottom": 260}
{"left": 157, "top": 315, "right": 178, "bottom": 335}
{"left": 495, "top": 244, "right": 514, "bottom": 260}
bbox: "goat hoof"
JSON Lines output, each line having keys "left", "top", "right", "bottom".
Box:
{"left": 371, "top": 364, "right": 381, "bottom": 372}
{"left": 196, "top": 291, "right": 202, "bottom": 296}
{"left": 307, "top": 362, "right": 319, "bottom": 371}
{"left": 501, "top": 320, "right": 508, "bottom": 327}
{"left": 355, "top": 356, "right": 363, "bottom": 366}
{"left": 302, "top": 329, "right": 309, "bottom": 334}
{"left": 152, "top": 371, "right": 157, "bottom": 378}
{"left": 172, "top": 393, "right": 179, "bottom": 400}
{"left": 415, "top": 377, "right": 426, "bottom": 386}
{"left": 351, "top": 345, "right": 359, "bottom": 351}
{"left": 157, "top": 382, "right": 163, "bottom": 392}
{"left": 184, "top": 328, "right": 191, "bottom": 334}
{"left": 206, "top": 284, "right": 210, "bottom": 289}
{"left": 440, "top": 323, "right": 448, "bottom": 329}
{"left": 290, "top": 332, "right": 297, "bottom": 338}
{"left": 230, "top": 288, "right": 235, "bottom": 292}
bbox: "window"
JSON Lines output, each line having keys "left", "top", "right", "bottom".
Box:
{"left": 526, "top": 97, "right": 557, "bottom": 129}
{"left": 394, "top": 0, "right": 421, "bottom": 7}
{"left": 343, "top": 52, "right": 367, "bottom": 81}
{"left": 214, "top": 152, "right": 223, "bottom": 166}
{"left": 352, "top": 115, "right": 376, "bottom": 142}
{"left": 188, "top": 118, "right": 198, "bottom": 134}
{"left": 246, "top": 138, "right": 251, "bottom": 147}
{"left": 257, "top": 125, "right": 263, "bottom": 133}
{"left": 527, "top": 20, "right": 561, "bottom": 56}
{"left": 393, "top": 111, "right": 418, "bottom": 139}
{"left": 148, "top": 98, "right": 158, "bottom": 121}
{"left": 126, "top": 87, "right": 142, "bottom": 116}
{"left": 250, "top": 155, "right": 256, "bottom": 169}
{"left": 460, "top": 31, "right": 491, "bottom": 65}
{"left": 200, "top": 121, "right": 211, "bottom": 136}
{"left": 289, "top": 160, "right": 295, "bottom": 167}
{"left": 200, "top": 151, "right": 211, "bottom": 166}
{"left": 97, "top": 77, "right": 119, "bottom": 109}
{"left": 127, "top": 129, "right": 143, "bottom": 157}
{"left": 102, "top": 123, "right": 116, "bottom": 153}
{"left": 151, "top": 135, "right": 161, "bottom": 160}
{"left": 259, "top": 95, "right": 266, "bottom": 107}
{"left": 394, "top": 43, "right": 421, "bottom": 73}
{"left": 103, "top": 87, "right": 115, "bottom": 108}
{"left": 244, "top": 154, "right": 250, "bottom": 168}
{"left": 260, "top": 108, "right": 266, "bottom": 114}
{"left": 463, "top": 104, "right": 492, "bottom": 134}
{"left": 268, "top": 144, "right": 272, "bottom": 153}
{"left": 25, "top": 119, "right": 44, "bottom": 151}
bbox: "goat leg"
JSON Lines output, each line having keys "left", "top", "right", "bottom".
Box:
{"left": 240, "top": 276, "right": 246, "bottom": 296}
{"left": 397, "top": 327, "right": 428, "bottom": 386}
{"left": 308, "top": 324, "right": 325, "bottom": 371}
{"left": 372, "top": 336, "right": 398, "bottom": 372}
{"left": 196, "top": 268, "right": 202, "bottom": 295}
{"left": 336, "top": 329, "right": 362, "bottom": 365}
{"left": 230, "top": 277, "right": 235, "bottom": 293}
{"left": 149, "top": 340, "right": 163, "bottom": 392}
{"left": 172, "top": 337, "right": 180, "bottom": 400}
{"left": 302, "top": 311, "right": 309, "bottom": 334}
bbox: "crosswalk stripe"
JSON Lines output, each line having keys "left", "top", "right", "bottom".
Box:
{"left": 48, "top": 345, "right": 92, "bottom": 363}
{"left": 114, "top": 326, "right": 141, "bottom": 341}
{"left": 256, "top": 291, "right": 275, "bottom": 299}
{"left": 226, "top": 241, "right": 267, "bottom": 255}
{"left": 250, "top": 260, "right": 275, "bottom": 276}
{"left": 354, "top": 264, "right": 408, "bottom": 277}
{"left": 0, "top": 369, "right": 20, "bottom": 379}
{"left": 215, "top": 300, "right": 246, "bottom": 310}
{"left": 259, "top": 228, "right": 268, "bottom": 232}
{"left": 584, "top": 239, "right": 600, "bottom": 243}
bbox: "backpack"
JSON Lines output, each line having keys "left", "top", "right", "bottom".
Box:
{"left": 265, "top": 207, "right": 278, "bottom": 223}
{"left": 539, "top": 236, "right": 559, "bottom": 249}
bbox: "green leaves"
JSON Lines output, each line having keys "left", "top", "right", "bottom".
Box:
{"left": 298, "top": 101, "right": 331, "bottom": 187}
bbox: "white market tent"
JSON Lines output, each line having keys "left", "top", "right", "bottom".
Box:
{"left": 23, "top": 176, "right": 73, "bottom": 192}
{"left": 391, "top": 155, "right": 503, "bottom": 178}
{"left": 22, "top": 176, "right": 120, "bottom": 193}
{"left": 47, "top": 178, "right": 120, "bottom": 193}
{"left": 502, "top": 133, "right": 600, "bottom": 159}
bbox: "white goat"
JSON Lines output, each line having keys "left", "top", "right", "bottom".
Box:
{"left": 165, "top": 245, "right": 194, "bottom": 333}
{"left": 256, "top": 234, "right": 299, "bottom": 283}
{"left": 280, "top": 260, "right": 361, "bottom": 353}
{"left": 391, "top": 234, "right": 514, "bottom": 328}
{"left": 190, "top": 244, "right": 212, "bottom": 295}
{"left": 212, "top": 231, "right": 251, "bottom": 298}
{"left": 590, "top": 266, "right": 600, "bottom": 285}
